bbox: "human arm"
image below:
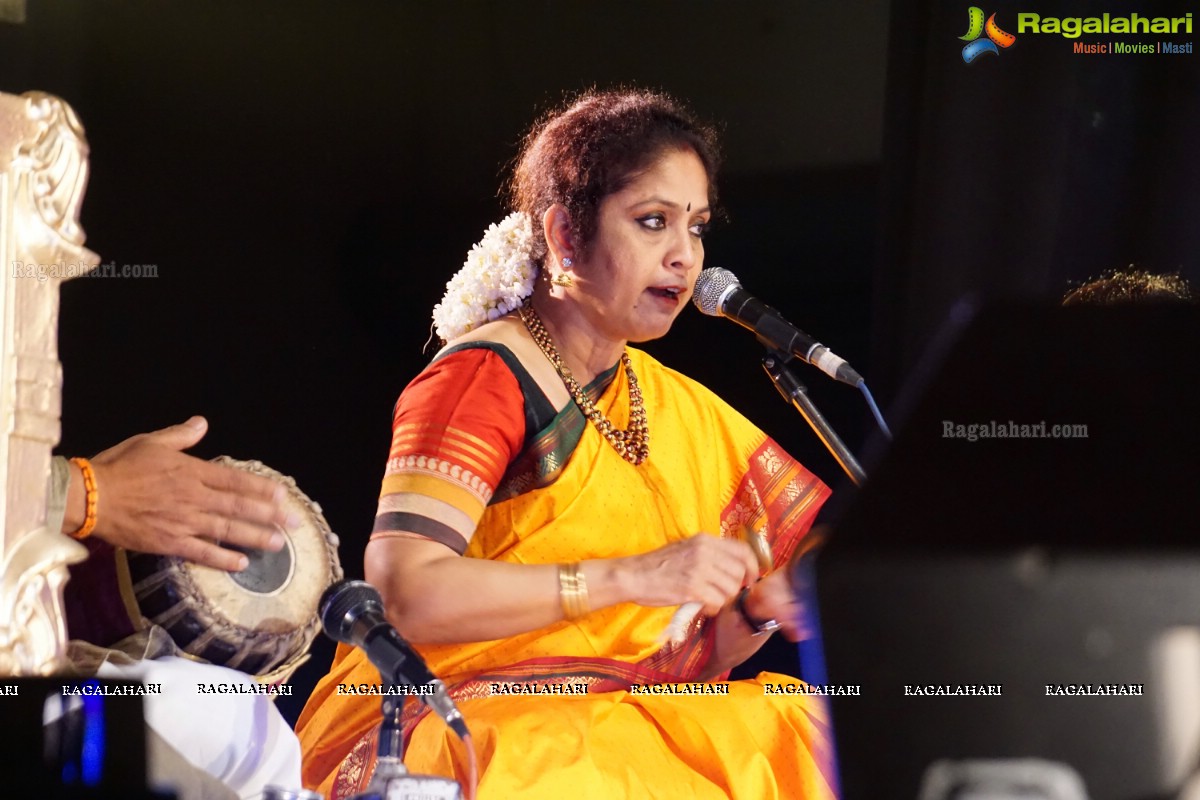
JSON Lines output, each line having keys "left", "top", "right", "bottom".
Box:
{"left": 365, "top": 532, "right": 760, "bottom": 644}
{"left": 61, "top": 416, "right": 293, "bottom": 571}
{"left": 369, "top": 347, "right": 763, "bottom": 642}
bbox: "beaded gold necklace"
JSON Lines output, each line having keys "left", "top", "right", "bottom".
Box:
{"left": 519, "top": 305, "right": 649, "bottom": 465}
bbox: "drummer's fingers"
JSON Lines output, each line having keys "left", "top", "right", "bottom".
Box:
{"left": 197, "top": 462, "right": 293, "bottom": 529}
{"left": 201, "top": 513, "right": 285, "bottom": 554}
{"left": 174, "top": 534, "right": 250, "bottom": 572}
{"left": 198, "top": 488, "right": 290, "bottom": 548}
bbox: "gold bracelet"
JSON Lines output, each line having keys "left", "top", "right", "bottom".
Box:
{"left": 558, "top": 562, "right": 590, "bottom": 620}
{"left": 68, "top": 457, "right": 99, "bottom": 540}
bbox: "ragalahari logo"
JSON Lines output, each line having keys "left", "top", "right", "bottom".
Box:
{"left": 960, "top": 7, "right": 1017, "bottom": 62}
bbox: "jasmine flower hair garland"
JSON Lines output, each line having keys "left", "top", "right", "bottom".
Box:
{"left": 432, "top": 212, "right": 538, "bottom": 342}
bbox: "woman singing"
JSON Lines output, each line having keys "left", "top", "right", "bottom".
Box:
{"left": 298, "top": 88, "right": 838, "bottom": 799}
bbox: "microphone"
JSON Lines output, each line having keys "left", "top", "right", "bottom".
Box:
{"left": 692, "top": 267, "right": 863, "bottom": 386}
{"left": 319, "top": 580, "right": 467, "bottom": 739}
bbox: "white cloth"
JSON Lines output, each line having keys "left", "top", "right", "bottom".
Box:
{"left": 95, "top": 656, "right": 303, "bottom": 798}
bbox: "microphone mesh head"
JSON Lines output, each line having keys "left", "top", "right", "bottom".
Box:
{"left": 319, "top": 580, "right": 383, "bottom": 642}
{"left": 693, "top": 268, "right": 740, "bottom": 316}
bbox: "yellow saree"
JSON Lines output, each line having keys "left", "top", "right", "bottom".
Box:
{"left": 297, "top": 347, "right": 837, "bottom": 799}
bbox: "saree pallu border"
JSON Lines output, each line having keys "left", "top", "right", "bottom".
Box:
{"left": 720, "top": 438, "right": 831, "bottom": 570}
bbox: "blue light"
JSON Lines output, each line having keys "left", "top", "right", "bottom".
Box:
{"left": 79, "top": 681, "right": 106, "bottom": 786}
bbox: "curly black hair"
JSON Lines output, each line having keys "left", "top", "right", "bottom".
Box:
{"left": 507, "top": 88, "right": 721, "bottom": 268}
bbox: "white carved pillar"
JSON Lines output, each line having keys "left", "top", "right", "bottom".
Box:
{"left": 0, "top": 91, "right": 96, "bottom": 675}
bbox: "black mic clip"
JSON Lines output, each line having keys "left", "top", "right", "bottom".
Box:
{"left": 760, "top": 348, "right": 868, "bottom": 487}
{"left": 762, "top": 349, "right": 808, "bottom": 407}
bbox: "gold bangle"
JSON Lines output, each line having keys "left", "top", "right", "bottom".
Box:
{"left": 68, "top": 457, "right": 99, "bottom": 540}
{"left": 558, "top": 562, "right": 589, "bottom": 620}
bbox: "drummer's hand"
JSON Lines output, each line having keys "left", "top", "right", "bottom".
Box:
{"left": 616, "top": 534, "right": 759, "bottom": 617}
{"left": 740, "top": 569, "right": 812, "bottom": 642}
{"left": 64, "top": 416, "right": 293, "bottom": 571}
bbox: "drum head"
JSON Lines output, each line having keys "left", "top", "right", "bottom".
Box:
{"left": 125, "top": 457, "right": 343, "bottom": 678}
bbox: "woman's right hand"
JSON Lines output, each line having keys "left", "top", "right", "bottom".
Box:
{"left": 611, "top": 534, "right": 761, "bottom": 616}
{"left": 368, "top": 533, "right": 760, "bottom": 644}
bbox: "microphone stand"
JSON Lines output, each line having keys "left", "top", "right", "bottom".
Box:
{"left": 365, "top": 694, "right": 409, "bottom": 793}
{"left": 762, "top": 350, "right": 867, "bottom": 486}
{"left": 347, "top": 688, "right": 463, "bottom": 800}
{"left": 761, "top": 349, "right": 854, "bottom": 800}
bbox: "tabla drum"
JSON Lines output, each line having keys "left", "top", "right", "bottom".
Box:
{"left": 122, "top": 457, "right": 343, "bottom": 682}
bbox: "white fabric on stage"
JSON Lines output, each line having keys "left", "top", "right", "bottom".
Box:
{"left": 95, "top": 656, "right": 303, "bottom": 798}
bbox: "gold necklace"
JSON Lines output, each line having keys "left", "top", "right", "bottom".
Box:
{"left": 519, "top": 305, "right": 649, "bottom": 465}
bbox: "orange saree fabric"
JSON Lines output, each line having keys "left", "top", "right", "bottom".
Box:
{"left": 297, "top": 347, "right": 837, "bottom": 799}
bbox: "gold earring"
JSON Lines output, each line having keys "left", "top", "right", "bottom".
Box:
{"left": 551, "top": 273, "right": 574, "bottom": 288}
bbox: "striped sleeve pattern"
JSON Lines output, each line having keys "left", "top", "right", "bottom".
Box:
{"left": 372, "top": 348, "right": 526, "bottom": 554}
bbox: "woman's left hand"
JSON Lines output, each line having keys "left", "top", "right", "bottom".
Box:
{"left": 698, "top": 566, "right": 814, "bottom": 679}
{"left": 741, "top": 569, "right": 812, "bottom": 642}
